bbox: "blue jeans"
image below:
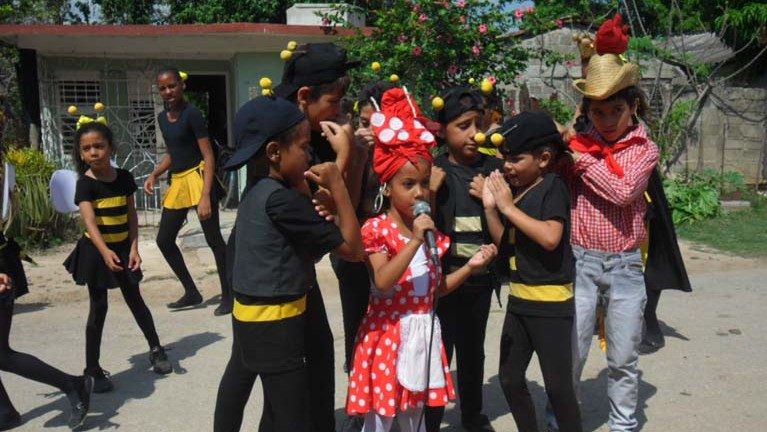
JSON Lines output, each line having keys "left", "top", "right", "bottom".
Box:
{"left": 571, "top": 246, "right": 647, "bottom": 432}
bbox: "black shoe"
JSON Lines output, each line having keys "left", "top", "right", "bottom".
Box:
{"left": 84, "top": 367, "right": 114, "bottom": 393}
{"left": 340, "top": 415, "right": 364, "bottom": 432}
{"left": 149, "top": 346, "right": 172, "bottom": 374}
{"left": 213, "top": 300, "right": 232, "bottom": 316}
{"left": 461, "top": 413, "right": 495, "bottom": 432}
{"left": 638, "top": 336, "right": 665, "bottom": 355}
{"left": 67, "top": 375, "right": 93, "bottom": 430}
{"left": 167, "top": 293, "right": 203, "bottom": 309}
{"left": 0, "top": 411, "right": 22, "bottom": 431}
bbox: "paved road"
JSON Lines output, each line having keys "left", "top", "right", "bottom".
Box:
{"left": 4, "top": 216, "right": 766, "bottom": 431}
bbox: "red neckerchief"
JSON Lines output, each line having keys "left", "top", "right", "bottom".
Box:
{"left": 569, "top": 124, "right": 646, "bottom": 178}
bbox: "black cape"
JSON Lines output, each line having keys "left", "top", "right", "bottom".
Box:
{"left": 644, "top": 170, "right": 692, "bottom": 292}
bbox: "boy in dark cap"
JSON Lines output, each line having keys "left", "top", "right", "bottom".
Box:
{"left": 213, "top": 96, "right": 364, "bottom": 432}
{"left": 275, "top": 41, "right": 364, "bottom": 432}
{"left": 427, "top": 87, "right": 504, "bottom": 432}
{"left": 483, "top": 111, "right": 582, "bottom": 432}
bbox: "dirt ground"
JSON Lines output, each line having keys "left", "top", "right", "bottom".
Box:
{"left": 4, "top": 210, "right": 767, "bottom": 431}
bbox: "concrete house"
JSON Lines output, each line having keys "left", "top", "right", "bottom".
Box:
{"left": 0, "top": 18, "right": 360, "bottom": 209}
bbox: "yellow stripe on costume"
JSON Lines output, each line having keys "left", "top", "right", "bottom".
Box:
{"left": 163, "top": 161, "right": 205, "bottom": 210}
{"left": 93, "top": 196, "right": 126, "bottom": 209}
{"left": 454, "top": 216, "right": 482, "bottom": 233}
{"left": 85, "top": 231, "right": 128, "bottom": 243}
{"left": 510, "top": 282, "right": 573, "bottom": 302}
{"left": 96, "top": 214, "right": 128, "bottom": 226}
{"left": 233, "top": 295, "right": 306, "bottom": 323}
{"left": 509, "top": 256, "right": 517, "bottom": 271}
{"left": 455, "top": 243, "right": 480, "bottom": 258}
{"left": 478, "top": 147, "right": 498, "bottom": 157}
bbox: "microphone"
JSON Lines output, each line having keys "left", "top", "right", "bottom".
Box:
{"left": 413, "top": 200, "right": 440, "bottom": 265}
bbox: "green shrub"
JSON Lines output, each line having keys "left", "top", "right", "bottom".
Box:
{"left": 538, "top": 96, "right": 575, "bottom": 126}
{"left": 5, "top": 147, "right": 77, "bottom": 250}
{"left": 662, "top": 169, "right": 748, "bottom": 225}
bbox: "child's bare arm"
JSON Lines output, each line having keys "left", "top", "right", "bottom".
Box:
{"left": 305, "top": 162, "right": 364, "bottom": 262}
{"left": 126, "top": 195, "right": 141, "bottom": 271}
{"left": 487, "top": 172, "right": 564, "bottom": 252}
{"left": 367, "top": 214, "right": 432, "bottom": 292}
{"left": 79, "top": 201, "right": 123, "bottom": 271}
{"left": 479, "top": 171, "right": 505, "bottom": 246}
{"left": 441, "top": 244, "right": 497, "bottom": 295}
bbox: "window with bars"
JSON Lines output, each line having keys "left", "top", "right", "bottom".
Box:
{"left": 57, "top": 80, "right": 102, "bottom": 155}
{"left": 128, "top": 99, "right": 157, "bottom": 151}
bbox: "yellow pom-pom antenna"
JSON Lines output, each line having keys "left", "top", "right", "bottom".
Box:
{"left": 490, "top": 133, "right": 505, "bottom": 147}
{"left": 280, "top": 50, "right": 293, "bottom": 61}
{"left": 480, "top": 78, "right": 494, "bottom": 94}
{"left": 371, "top": 61, "right": 381, "bottom": 72}
{"left": 389, "top": 74, "right": 400, "bottom": 83}
{"left": 474, "top": 132, "right": 486, "bottom": 145}
{"left": 179, "top": 71, "right": 189, "bottom": 81}
{"left": 431, "top": 96, "right": 445, "bottom": 111}
{"left": 287, "top": 40, "right": 298, "bottom": 51}
{"left": 94, "top": 102, "right": 105, "bottom": 113}
{"left": 468, "top": 77, "right": 476, "bottom": 85}
{"left": 259, "top": 77, "right": 274, "bottom": 97}
{"left": 67, "top": 105, "right": 78, "bottom": 115}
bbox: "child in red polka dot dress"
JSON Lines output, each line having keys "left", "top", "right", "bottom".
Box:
{"left": 346, "top": 88, "right": 497, "bottom": 431}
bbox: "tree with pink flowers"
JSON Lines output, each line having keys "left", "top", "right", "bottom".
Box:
{"left": 327, "top": 0, "right": 528, "bottom": 100}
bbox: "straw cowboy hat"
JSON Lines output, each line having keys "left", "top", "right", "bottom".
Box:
{"left": 572, "top": 54, "right": 640, "bottom": 100}
{"left": 572, "top": 14, "right": 640, "bottom": 100}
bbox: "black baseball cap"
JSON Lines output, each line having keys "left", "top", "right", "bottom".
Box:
{"left": 498, "top": 111, "right": 567, "bottom": 156}
{"left": 436, "top": 87, "right": 485, "bottom": 124}
{"left": 274, "top": 43, "right": 360, "bottom": 98}
{"left": 225, "top": 96, "right": 307, "bottom": 171}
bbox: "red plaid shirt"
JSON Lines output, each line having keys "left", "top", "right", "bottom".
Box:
{"left": 570, "top": 124, "right": 659, "bottom": 252}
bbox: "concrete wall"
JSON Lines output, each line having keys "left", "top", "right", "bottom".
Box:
{"left": 510, "top": 28, "right": 767, "bottom": 184}
{"left": 683, "top": 87, "right": 767, "bottom": 183}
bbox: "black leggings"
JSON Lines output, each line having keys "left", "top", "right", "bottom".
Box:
{"left": 0, "top": 297, "right": 78, "bottom": 417}
{"left": 156, "top": 199, "right": 229, "bottom": 299}
{"left": 644, "top": 289, "right": 662, "bottom": 340}
{"left": 425, "top": 289, "right": 493, "bottom": 430}
{"left": 214, "top": 311, "right": 309, "bottom": 432}
{"left": 86, "top": 283, "right": 160, "bottom": 370}
{"left": 498, "top": 311, "right": 582, "bottom": 432}
{"left": 330, "top": 254, "right": 370, "bottom": 371}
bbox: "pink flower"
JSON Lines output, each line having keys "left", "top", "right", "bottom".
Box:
{"left": 514, "top": 9, "right": 524, "bottom": 19}
{"left": 448, "top": 64, "right": 459, "bottom": 75}
{"left": 398, "top": 34, "right": 409, "bottom": 43}
{"left": 488, "top": 75, "right": 497, "bottom": 85}
{"left": 457, "top": 0, "right": 466, "bottom": 8}
{"left": 526, "top": 6, "right": 535, "bottom": 13}
{"left": 565, "top": 60, "right": 574, "bottom": 69}
{"left": 556, "top": 18, "right": 564, "bottom": 28}
{"left": 443, "top": 1, "right": 450, "bottom": 8}
{"left": 412, "top": 46, "right": 423, "bottom": 56}
{"left": 478, "top": 24, "right": 488, "bottom": 34}
{"left": 413, "top": 4, "right": 421, "bottom": 13}
{"left": 418, "top": 13, "right": 428, "bottom": 23}
{"left": 472, "top": 44, "right": 482, "bottom": 56}
{"left": 460, "top": 15, "right": 467, "bottom": 24}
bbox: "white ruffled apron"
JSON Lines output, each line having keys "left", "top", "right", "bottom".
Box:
{"left": 396, "top": 313, "right": 445, "bottom": 392}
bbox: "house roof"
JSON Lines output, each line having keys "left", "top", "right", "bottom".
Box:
{"left": 0, "top": 23, "right": 369, "bottom": 59}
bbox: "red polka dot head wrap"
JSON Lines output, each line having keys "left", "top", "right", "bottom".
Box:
{"left": 371, "top": 88, "right": 437, "bottom": 184}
